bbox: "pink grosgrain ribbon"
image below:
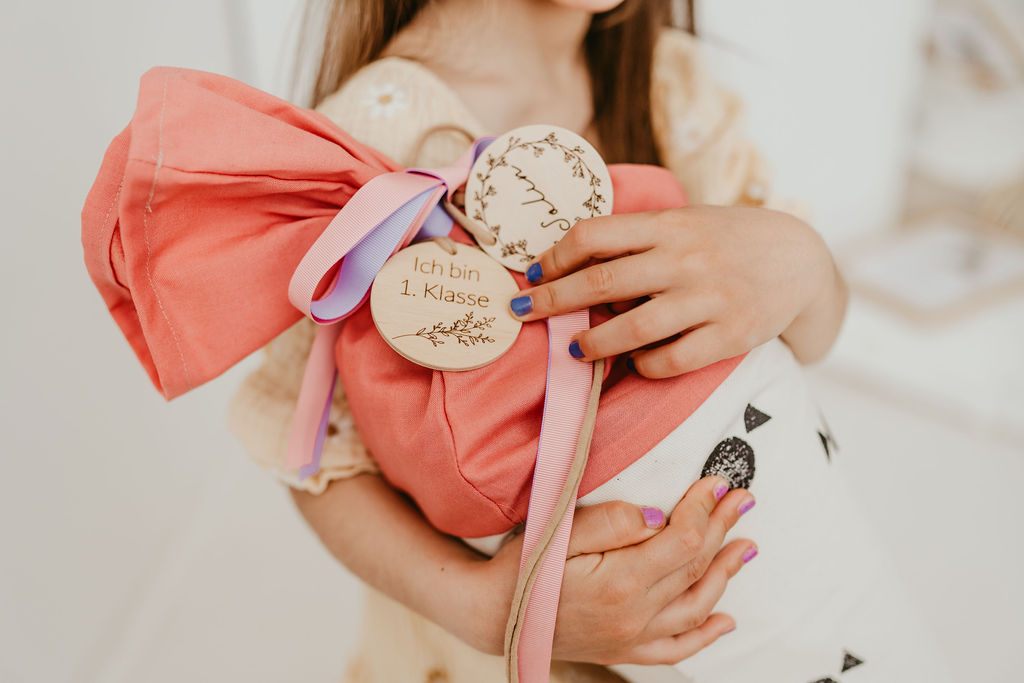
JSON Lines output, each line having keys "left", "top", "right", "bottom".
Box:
{"left": 515, "top": 310, "right": 592, "bottom": 682}
{"left": 285, "top": 139, "right": 493, "bottom": 475}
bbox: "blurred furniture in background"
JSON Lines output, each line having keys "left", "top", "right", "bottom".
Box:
{"left": 834, "top": 0, "right": 1024, "bottom": 443}
{"left": 908, "top": 0, "right": 1024, "bottom": 234}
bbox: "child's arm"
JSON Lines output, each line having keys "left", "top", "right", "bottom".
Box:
{"left": 289, "top": 472, "right": 753, "bottom": 663}
{"left": 531, "top": 29, "right": 843, "bottom": 373}
{"left": 777, "top": 233, "right": 849, "bottom": 364}
{"left": 508, "top": 205, "right": 848, "bottom": 377}
{"left": 290, "top": 472, "right": 494, "bottom": 651}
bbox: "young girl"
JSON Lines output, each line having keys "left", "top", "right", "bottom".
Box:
{"left": 180, "top": 0, "right": 947, "bottom": 681}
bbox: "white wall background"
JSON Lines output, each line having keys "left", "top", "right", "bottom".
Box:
{"left": 2, "top": 1, "right": 1021, "bottom": 682}
{"left": 1, "top": 2, "right": 359, "bottom": 683}
{"left": 700, "top": 0, "right": 933, "bottom": 244}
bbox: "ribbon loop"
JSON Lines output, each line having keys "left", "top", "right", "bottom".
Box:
{"left": 289, "top": 173, "right": 443, "bottom": 323}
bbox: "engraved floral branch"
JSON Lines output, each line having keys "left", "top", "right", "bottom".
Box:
{"left": 471, "top": 132, "right": 606, "bottom": 263}
{"left": 392, "top": 311, "right": 497, "bottom": 348}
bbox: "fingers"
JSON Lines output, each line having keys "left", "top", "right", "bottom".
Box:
{"left": 510, "top": 252, "right": 665, "bottom": 321}
{"left": 616, "top": 536, "right": 755, "bottom": 666}
{"left": 629, "top": 325, "right": 738, "bottom": 379}
{"left": 620, "top": 613, "right": 735, "bottom": 666}
{"left": 552, "top": 478, "right": 756, "bottom": 668}
{"left": 646, "top": 486, "right": 755, "bottom": 605}
{"left": 528, "top": 213, "right": 661, "bottom": 284}
{"left": 643, "top": 538, "right": 756, "bottom": 639}
{"left": 567, "top": 500, "right": 667, "bottom": 558}
{"left": 627, "top": 476, "right": 731, "bottom": 582}
{"left": 568, "top": 295, "right": 708, "bottom": 361}
{"left": 606, "top": 298, "right": 645, "bottom": 315}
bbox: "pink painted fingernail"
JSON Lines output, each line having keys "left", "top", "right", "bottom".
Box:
{"left": 713, "top": 482, "right": 729, "bottom": 500}
{"left": 641, "top": 506, "right": 666, "bottom": 529}
{"left": 742, "top": 546, "right": 758, "bottom": 563}
{"left": 722, "top": 625, "right": 736, "bottom": 635}
{"left": 738, "top": 498, "right": 756, "bottom": 516}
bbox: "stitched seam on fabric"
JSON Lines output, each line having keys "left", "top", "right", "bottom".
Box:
{"left": 128, "top": 162, "right": 356, "bottom": 184}
{"left": 100, "top": 180, "right": 125, "bottom": 284}
{"left": 100, "top": 181, "right": 124, "bottom": 241}
{"left": 439, "top": 372, "right": 519, "bottom": 524}
{"left": 143, "top": 74, "right": 192, "bottom": 390}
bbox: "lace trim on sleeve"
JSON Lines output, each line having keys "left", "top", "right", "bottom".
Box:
{"left": 227, "top": 319, "right": 380, "bottom": 494}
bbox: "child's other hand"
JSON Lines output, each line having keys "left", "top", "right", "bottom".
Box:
{"left": 466, "top": 476, "right": 757, "bottom": 665}
{"left": 508, "top": 206, "right": 847, "bottom": 377}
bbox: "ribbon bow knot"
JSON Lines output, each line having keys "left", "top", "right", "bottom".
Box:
{"left": 284, "top": 147, "right": 494, "bottom": 476}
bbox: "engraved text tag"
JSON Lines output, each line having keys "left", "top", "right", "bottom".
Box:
{"left": 370, "top": 241, "right": 522, "bottom": 371}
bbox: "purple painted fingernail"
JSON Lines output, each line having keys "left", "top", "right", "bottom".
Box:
{"left": 526, "top": 262, "right": 543, "bottom": 283}
{"left": 510, "top": 295, "right": 533, "bottom": 317}
{"left": 742, "top": 546, "right": 758, "bottom": 563}
{"left": 713, "top": 482, "right": 729, "bottom": 500}
{"left": 722, "top": 625, "right": 736, "bottom": 635}
{"left": 641, "top": 506, "right": 665, "bottom": 529}
{"left": 568, "top": 340, "right": 584, "bottom": 359}
{"left": 738, "top": 498, "right": 756, "bottom": 516}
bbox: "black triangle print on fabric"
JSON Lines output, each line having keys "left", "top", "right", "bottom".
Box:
{"left": 744, "top": 404, "right": 772, "bottom": 432}
{"left": 818, "top": 413, "right": 839, "bottom": 461}
{"left": 819, "top": 431, "right": 832, "bottom": 462}
{"left": 841, "top": 650, "right": 864, "bottom": 672}
{"left": 701, "top": 437, "right": 755, "bottom": 490}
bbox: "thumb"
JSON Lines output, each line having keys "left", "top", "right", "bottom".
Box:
{"left": 567, "top": 500, "right": 666, "bottom": 558}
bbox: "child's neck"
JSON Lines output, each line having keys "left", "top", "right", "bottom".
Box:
{"left": 383, "top": 0, "right": 597, "bottom": 143}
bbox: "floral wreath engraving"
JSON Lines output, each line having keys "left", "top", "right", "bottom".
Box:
{"left": 471, "top": 132, "right": 606, "bottom": 263}
{"left": 392, "top": 311, "right": 497, "bottom": 348}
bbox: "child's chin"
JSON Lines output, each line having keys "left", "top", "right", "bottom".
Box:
{"left": 549, "top": 0, "right": 628, "bottom": 14}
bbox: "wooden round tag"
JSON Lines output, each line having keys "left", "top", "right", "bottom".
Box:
{"left": 464, "top": 124, "right": 613, "bottom": 272}
{"left": 370, "top": 240, "right": 522, "bottom": 371}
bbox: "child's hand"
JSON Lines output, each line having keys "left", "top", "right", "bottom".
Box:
{"left": 508, "top": 206, "right": 847, "bottom": 377}
{"left": 465, "top": 476, "right": 757, "bottom": 665}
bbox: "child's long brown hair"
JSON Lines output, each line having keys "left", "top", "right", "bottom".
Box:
{"left": 298, "top": 0, "right": 695, "bottom": 165}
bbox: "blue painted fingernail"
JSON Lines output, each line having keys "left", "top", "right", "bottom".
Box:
{"left": 510, "top": 295, "right": 533, "bottom": 317}
{"left": 525, "top": 262, "right": 543, "bottom": 283}
{"left": 568, "top": 340, "right": 584, "bottom": 359}
{"left": 626, "top": 357, "right": 636, "bottom": 373}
